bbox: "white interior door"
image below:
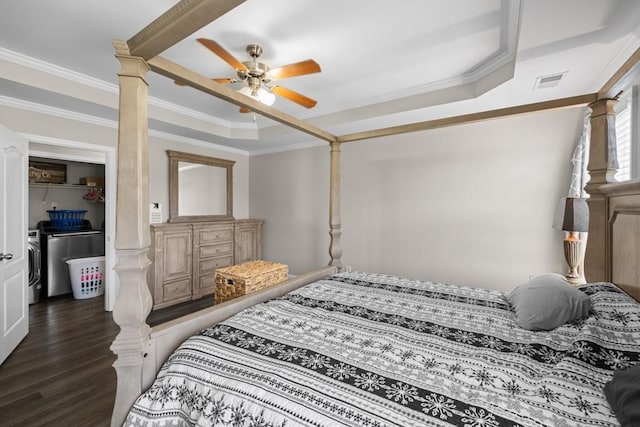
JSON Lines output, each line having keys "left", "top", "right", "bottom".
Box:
{"left": 0, "top": 124, "right": 28, "bottom": 365}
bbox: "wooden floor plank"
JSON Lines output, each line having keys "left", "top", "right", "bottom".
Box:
{"left": 0, "top": 293, "right": 213, "bottom": 426}
{"left": 0, "top": 295, "right": 117, "bottom": 427}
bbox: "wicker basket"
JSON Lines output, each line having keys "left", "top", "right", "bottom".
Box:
{"left": 215, "top": 260, "right": 288, "bottom": 304}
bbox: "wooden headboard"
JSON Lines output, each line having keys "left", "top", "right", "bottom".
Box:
{"left": 602, "top": 180, "right": 640, "bottom": 301}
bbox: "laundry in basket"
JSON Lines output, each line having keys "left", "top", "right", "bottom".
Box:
{"left": 66, "top": 256, "right": 105, "bottom": 299}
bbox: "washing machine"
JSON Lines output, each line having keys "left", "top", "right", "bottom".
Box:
{"left": 28, "top": 229, "right": 42, "bottom": 304}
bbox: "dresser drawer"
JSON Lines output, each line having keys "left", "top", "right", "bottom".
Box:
{"left": 198, "top": 228, "right": 233, "bottom": 244}
{"left": 163, "top": 278, "right": 191, "bottom": 300}
{"left": 199, "top": 256, "right": 233, "bottom": 274}
{"left": 200, "top": 242, "right": 233, "bottom": 258}
{"left": 197, "top": 273, "right": 216, "bottom": 292}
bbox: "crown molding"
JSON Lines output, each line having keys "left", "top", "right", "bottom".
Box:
{"left": 0, "top": 95, "right": 249, "bottom": 156}
{"left": 147, "top": 95, "right": 255, "bottom": 131}
{"left": 0, "top": 94, "right": 119, "bottom": 128}
{"left": 148, "top": 128, "right": 249, "bottom": 156}
{"left": 0, "top": 46, "right": 254, "bottom": 133}
{"left": 0, "top": 47, "right": 116, "bottom": 93}
{"left": 249, "top": 139, "right": 326, "bottom": 156}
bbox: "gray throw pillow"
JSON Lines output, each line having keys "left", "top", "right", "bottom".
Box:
{"left": 604, "top": 363, "right": 640, "bottom": 426}
{"left": 506, "top": 273, "right": 591, "bottom": 331}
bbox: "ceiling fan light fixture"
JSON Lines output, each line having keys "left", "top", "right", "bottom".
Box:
{"left": 238, "top": 86, "right": 255, "bottom": 98}
{"left": 257, "top": 87, "right": 276, "bottom": 106}
{"left": 194, "top": 38, "right": 319, "bottom": 111}
{"left": 238, "top": 86, "right": 275, "bottom": 106}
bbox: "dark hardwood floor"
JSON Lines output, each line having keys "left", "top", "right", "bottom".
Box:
{"left": 0, "top": 294, "right": 212, "bottom": 426}
{"left": 0, "top": 295, "right": 117, "bottom": 426}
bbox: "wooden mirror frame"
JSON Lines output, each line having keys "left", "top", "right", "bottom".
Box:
{"left": 168, "top": 150, "right": 235, "bottom": 222}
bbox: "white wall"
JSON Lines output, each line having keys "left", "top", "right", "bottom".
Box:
{"left": 251, "top": 108, "right": 585, "bottom": 291}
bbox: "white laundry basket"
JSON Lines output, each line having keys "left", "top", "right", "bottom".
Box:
{"left": 66, "top": 256, "right": 105, "bottom": 299}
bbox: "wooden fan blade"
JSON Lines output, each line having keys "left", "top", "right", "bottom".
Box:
{"left": 272, "top": 86, "right": 317, "bottom": 108}
{"left": 269, "top": 59, "right": 321, "bottom": 80}
{"left": 197, "top": 38, "right": 248, "bottom": 71}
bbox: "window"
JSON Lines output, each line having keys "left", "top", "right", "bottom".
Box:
{"left": 614, "top": 86, "right": 638, "bottom": 182}
{"left": 615, "top": 92, "right": 632, "bottom": 181}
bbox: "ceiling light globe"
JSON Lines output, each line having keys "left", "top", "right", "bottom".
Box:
{"left": 257, "top": 88, "right": 276, "bottom": 106}
{"left": 238, "top": 86, "right": 254, "bottom": 98}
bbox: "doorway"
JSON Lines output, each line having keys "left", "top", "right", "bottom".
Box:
{"left": 25, "top": 134, "right": 117, "bottom": 311}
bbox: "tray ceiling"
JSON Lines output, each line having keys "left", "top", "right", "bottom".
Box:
{"left": 1, "top": 0, "right": 639, "bottom": 153}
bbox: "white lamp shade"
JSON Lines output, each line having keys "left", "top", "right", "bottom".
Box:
{"left": 238, "top": 86, "right": 275, "bottom": 106}
{"left": 238, "top": 86, "right": 255, "bottom": 98}
{"left": 257, "top": 88, "right": 275, "bottom": 106}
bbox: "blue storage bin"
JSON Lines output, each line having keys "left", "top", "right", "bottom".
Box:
{"left": 47, "top": 210, "right": 87, "bottom": 231}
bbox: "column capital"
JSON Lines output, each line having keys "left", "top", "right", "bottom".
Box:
{"left": 586, "top": 98, "right": 619, "bottom": 190}
{"left": 112, "top": 39, "right": 131, "bottom": 56}
{"left": 589, "top": 98, "right": 618, "bottom": 117}
{"left": 113, "top": 47, "right": 150, "bottom": 82}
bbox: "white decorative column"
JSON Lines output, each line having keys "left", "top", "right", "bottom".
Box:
{"left": 109, "top": 40, "right": 153, "bottom": 427}
{"left": 329, "top": 141, "right": 343, "bottom": 268}
{"left": 584, "top": 98, "right": 618, "bottom": 282}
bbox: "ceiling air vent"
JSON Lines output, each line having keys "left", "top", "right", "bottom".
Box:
{"left": 534, "top": 72, "right": 567, "bottom": 90}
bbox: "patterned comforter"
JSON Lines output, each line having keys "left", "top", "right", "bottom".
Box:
{"left": 125, "top": 272, "right": 640, "bottom": 426}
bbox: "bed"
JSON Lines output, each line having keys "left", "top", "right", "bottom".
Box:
{"left": 108, "top": 2, "right": 640, "bottom": 426}
{"left": 125, "top": 272, "right": 639, "bottom": 426}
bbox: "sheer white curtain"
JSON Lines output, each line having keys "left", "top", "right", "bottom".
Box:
{"left": 554, "top": 108, "right": 591, "bottom": 228}
{"left": 569, "top": 109, "right": 591, "bottom": 198}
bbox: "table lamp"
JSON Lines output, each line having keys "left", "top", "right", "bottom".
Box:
{"left": 560, "top": 197, "right": 589, "bottom": 284}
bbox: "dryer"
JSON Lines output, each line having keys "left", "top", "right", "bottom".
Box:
{"left": 27, "top": 229, "right": 42, "bottom": 304}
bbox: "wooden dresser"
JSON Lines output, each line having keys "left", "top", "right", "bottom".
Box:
{"left": 148, "top": 219, "right": 262, "bottom": 310}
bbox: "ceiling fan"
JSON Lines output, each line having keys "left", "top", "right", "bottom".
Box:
{"left": 175, "top": 38, "right": 321, "bottom": 113}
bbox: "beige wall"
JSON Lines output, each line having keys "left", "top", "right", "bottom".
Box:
{"left": 0, "top": 105, "right": 250, "bottom": 221}
{"left": 251, "top": 108, "right": 585, "bottom": 291}
{"left": 250, "top": 146, "right": 331, "bottom": 274}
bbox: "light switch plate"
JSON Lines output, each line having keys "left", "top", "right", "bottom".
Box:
{"left": 150, "top": 203, "right": 162, "bottom": 224}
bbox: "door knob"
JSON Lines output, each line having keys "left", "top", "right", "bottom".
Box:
{"left": 0, "top": 253, "right": 13, "bottom": 261}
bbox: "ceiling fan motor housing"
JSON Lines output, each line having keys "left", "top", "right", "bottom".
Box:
{"left": 245, "top": 44, "right": 263, "bottom": 58}
{"left": 238, "top": 60, "right": 271, "bottom": 83}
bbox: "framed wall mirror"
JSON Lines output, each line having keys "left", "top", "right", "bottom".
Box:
{"left": 168, "top": 150, "right": 235, "bottom": 222}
